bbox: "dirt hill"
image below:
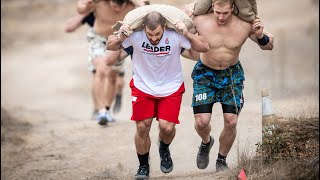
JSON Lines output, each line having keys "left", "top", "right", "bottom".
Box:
{"left": 1, "top": 0, "right": 319, "bottom": 179}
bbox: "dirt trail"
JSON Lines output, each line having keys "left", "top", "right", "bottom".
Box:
{"left": 1, "top": 0, "right": 318, "bottom": 179}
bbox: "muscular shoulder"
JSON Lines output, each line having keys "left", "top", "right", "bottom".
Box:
{"left": 193, "top": 13, "right": 212, "bottom": 25}
{"left": 192, "top": 13, "right": 214, "bottom": 32}
{"left": 232, "top": 15, "right": 252, "bottom": 34}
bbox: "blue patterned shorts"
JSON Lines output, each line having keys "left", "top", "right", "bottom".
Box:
{"left": 191, "top": 60, "right": 245, "bottom": 108}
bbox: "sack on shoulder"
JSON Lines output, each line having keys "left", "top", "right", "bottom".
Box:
{"left": 193, "top": 0, "right": 257, "bottom": 22}
{"left": 112, "top": 4, "right": 194, "bottom": 36}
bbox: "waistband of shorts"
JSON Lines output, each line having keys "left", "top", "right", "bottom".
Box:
{"left": 198, "top": 59, "right": 241, "bottom": 72}
{"left": 87, "top": 28, "right": 107, "bottom": 42}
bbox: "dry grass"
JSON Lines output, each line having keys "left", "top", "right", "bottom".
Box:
{"left": 230, "top": 115, "right": 319, "bottom": 180}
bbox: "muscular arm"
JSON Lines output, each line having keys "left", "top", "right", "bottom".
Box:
{"left": 181, "top": 49, "right": 200, "bottom": 61}
{"left": 175, "top": 22, "right": 209, "bottom": 52}
{"left": 249, "top": 31, "right": 274, "bottom": 50}
{"left": 64, "top": 14, "right": 87, "bottom": 33}
{"left": 249, "top": 17, "right": 274, "bottom": 50}
{"left": 102, "top": 49, "right": 129, "bottom": 66}
{"left": 118, "top": 49, "right": 130, "bottom": 60}
{"left": 107, "top": 34, "right": 125, "bottom": 50}
{"left": 77, "top": 0, "right": 94, "bottom": 15}
{"left": 95, "top": 49, "right": 129, "bottom": 66}
{"left": 107, "top": 24, "right": 130, "bottom": 50}
{"left": 184, "top": 32, "right": 209, "bottom": 52}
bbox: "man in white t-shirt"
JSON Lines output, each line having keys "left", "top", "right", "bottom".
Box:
{"left": 107, "top": 11, "right": 209, "bottom": 179}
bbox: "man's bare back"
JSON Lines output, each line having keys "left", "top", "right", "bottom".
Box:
{"left": 193, "top": 13, "right": 252, "bottom": 70}
{"left": 93, "top": 0, "right": 135, "bottom": 36}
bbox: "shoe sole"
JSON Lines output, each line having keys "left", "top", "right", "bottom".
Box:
{"left": 160, "top": 164, "right": 173, "bottom": 173}
{"left": 216, "top": 160, "right": 229, "bottom": 172}
{"left": 196, "top": 136, "right": 215, "bottom": 169}
{"left": 216, "top": 166, "right": 229, "bottom": 172}
{"left": 98, "top": 117, "right": 108, "bottom": 125}
{"left": 134, "top": 175, "right": 149, "bottom": 180}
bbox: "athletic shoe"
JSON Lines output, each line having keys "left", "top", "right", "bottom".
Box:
{"left": 159, "top": 146, "right": 173, "bottom": 173}
{"left": 196, "top": 136, "right": 214, "bottom": 169}
{"left": 216, "top": 158, "right": 229, "bottom": 172}
{"left": 105, "top": 110, "right": 115, "bottom": 122}
{"left": 134, "top": 165, "right": 149, "bottom": 180}
{"left": 96, "top": 112, "right": 108, "bottom": 125}
{"left": 113, "top": 94, "right": 122, "bottom": 114}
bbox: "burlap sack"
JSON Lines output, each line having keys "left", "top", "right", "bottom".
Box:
{"left": 112, "top": 4, "right": 194, "bottom": 36}
{"left": 193, "top": 0, "right": 257, "bottom": 22}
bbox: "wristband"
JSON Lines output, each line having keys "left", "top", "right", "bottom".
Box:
{"left": 257, "top": 34, "right": 269, "bottom": 46}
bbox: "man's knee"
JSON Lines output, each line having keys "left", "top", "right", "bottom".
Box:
{"left": 159, "top": 124, "right": 175, "bottom": 136}
{"left": 223, "top": 114, "right": 238, "bottom": 128}
{"left": 108, "top": 71, "right": 118, "bottom": 83}
{"left": 93, "top": 57, "right": 109, "bottom": 76}
{"left": 136, "top": 121, "right": 151, "bottom": 137}
{"left": 194, "top": 114, "right": 211, "bottom": 130}
{"left": 94, "top": 68, "right": 108, "bottom": 79}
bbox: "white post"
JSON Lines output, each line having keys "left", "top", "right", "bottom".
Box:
{"left": 261, "top": 88, "right": 276, "bottom": 135}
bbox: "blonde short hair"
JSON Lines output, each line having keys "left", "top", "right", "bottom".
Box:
{"left": 212, "top": 0, "right": 234, "bottom": 6}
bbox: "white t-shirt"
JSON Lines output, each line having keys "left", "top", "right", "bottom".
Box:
{"left": 122, "top": 30, "right": 191, "bottom": 97}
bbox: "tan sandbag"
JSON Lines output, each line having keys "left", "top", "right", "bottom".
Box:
{"left": 130, "top": 0, "right": 147, "bottom": 6}
{"left": 193, "top": 0, "right": 258, "bottom": 22}
{"left": 112, "top": 4, "right": 194, "bottom": 36}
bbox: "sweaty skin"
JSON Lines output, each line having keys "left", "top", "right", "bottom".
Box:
{"left": 77, "top": 0, "right": 136, "bottom": 37}
{"left": 192, "top": 5, "right": 274, "bottom": 70}
{"left": 190, "top": 1, "right": 274, "bottom": 166}
{"left": 93, "top": 1, "right": 135, "bottom": 36}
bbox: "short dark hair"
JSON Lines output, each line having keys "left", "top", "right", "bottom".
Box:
{"left": 143, "top": 11, "right": 165, "bottom": 31}
{"left": 110, "top": 0, "right": 128, "bottom": 6}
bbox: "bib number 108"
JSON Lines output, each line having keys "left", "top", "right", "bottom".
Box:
{"left": 195, "top": 93, "right": 207, "bottom": 101}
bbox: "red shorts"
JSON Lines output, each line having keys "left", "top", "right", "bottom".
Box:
{"left": 130, "top": 79, "right": 185, "bottom": 124}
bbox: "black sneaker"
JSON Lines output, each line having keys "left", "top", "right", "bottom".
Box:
{"left": 159, "top": 147, "right": 173, "bottom": 173}
{"left": 96, "top": 112, "right": 108, "bottom": 126}
{"left": 134, "top": 165, "right": 149, "bottom": 180}
{"left": 196, "top": 136, "right": 214, "bottom": 169}
{"left": 113, "top": 94, "right": 122, "bottom": 114}
{"left": 216, "top": 158, "right": 228, "bottom": 172}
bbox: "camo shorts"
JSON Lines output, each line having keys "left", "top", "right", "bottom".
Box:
{"left": 191, "top": 60, "right": 245, "bottom": 108}
{"left": 86, "top": 28, "right": 124, "bottom": 73}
